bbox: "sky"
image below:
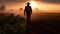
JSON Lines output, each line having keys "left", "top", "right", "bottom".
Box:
{"left": 0, "top": 0, "right": 60, "bottom": 12}
{"left": 0, "top": 0, "right": 60, "bottom": 3}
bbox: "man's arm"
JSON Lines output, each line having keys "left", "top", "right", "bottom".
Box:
{"left": 30, "top": 6, "right": 32, "bottom": 14}
{"left": 24, "top": 10, "right": 25, "bottom": 16}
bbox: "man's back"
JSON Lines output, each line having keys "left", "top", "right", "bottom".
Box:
{"left": 24, "top": 6, "right": 32, "bottom": 15}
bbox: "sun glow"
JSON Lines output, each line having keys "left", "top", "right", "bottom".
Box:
{"left": 28, "top": 1, "right": 44, "bottom": 10}
{"left": 29, "top": 1, "right": 38, "bottom": 9}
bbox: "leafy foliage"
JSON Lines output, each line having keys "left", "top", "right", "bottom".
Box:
{"left": 0, "top": 13, "right": 26, "bottom": 34}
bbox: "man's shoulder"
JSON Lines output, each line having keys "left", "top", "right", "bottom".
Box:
{"left": 25, "top": 6, "right": 31, "bottom": 9}
{"left": 29, "top": 6, "right": 31, "bottom": 7}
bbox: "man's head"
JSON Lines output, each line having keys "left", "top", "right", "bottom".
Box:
{"left": 27, "top": 2, "right": 30, "bottom": 6}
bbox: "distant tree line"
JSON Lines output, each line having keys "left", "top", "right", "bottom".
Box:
{"left": 0, "top": 5, "right": 6, "bottom": 10}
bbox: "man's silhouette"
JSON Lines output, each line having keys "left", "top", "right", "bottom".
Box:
{"left": 24, "top": 2, "right": 32, "bottom": 24}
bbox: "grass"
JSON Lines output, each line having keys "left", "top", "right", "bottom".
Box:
{"left": 0, "top": 13, "right": 60, "bottom": 34}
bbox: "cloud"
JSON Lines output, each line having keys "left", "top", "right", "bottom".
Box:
{"left": 26, "top": 0, "right": 60, "bottom": 4}
{"left": 7, "top": 0, "right": 26, "bottom": 2}
{"left": 0, "top": 0, "right": 27, "bottom": 2}
{"left": 36, "top": 0, "right": 60, "bottom": 4}
{"left": 0, "top": 0, "right": 60, "bottom": 4}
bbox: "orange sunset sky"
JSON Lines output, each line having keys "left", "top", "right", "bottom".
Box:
{"left": 0, "top": 0, "right": 60, "bottom": 13}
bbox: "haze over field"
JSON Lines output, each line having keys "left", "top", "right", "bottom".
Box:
{"left": 0, "top": 0, "right": 60, "bottom": 12}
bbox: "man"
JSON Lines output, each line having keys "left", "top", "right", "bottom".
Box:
{"left": 24, "top": 2, "right": 32, "bottom": 23}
